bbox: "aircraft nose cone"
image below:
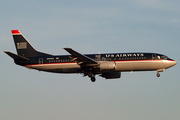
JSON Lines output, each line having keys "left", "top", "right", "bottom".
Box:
{"left": 171, "top": 60, "right": 177, "bottom": 67}
{"left": 163, "top": 60, "right": 177, "bottom": 68}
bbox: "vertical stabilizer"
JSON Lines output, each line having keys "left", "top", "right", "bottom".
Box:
{"left": 11, "top": 30, "right": 51, "bottom": 57}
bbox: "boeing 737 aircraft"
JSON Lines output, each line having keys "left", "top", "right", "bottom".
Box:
{"left": 4, "top": 30, "right": 177, "bottom": 82}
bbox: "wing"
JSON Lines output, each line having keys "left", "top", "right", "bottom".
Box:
{"left": 63, "top": 48, "right": 99, "bottom": 66}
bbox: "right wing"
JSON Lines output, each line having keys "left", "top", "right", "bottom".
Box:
{"left": 63, "top": 48, "right": 99, "bottom": 66}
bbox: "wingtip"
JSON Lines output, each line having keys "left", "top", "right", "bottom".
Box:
{"left": 4, "top": 51, "right": 9, "bottom": 53}
{"left": 62, "top": 47, "right": 72, "bottom": 50}
{"left": 11, "top": 30, "right": 21, "bottom": 35}
{"left": 4, "top": 51, "right": 10, "bottom": 55}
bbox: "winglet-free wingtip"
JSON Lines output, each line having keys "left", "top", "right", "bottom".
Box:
{"left": 11, "top": 30, "right": 21, "bottom": 35}
{"left": 4, "top": 51, "right": 9, "bottom": 53}
{"left": 62, "top": 48, "right": 72, "bottom": 50}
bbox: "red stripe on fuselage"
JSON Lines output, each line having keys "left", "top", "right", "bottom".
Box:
{"left": 166, "top": 60, "right": 175, "bottom": 62}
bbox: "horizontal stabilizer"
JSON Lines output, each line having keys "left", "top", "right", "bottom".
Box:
{"left": 4, "top": 51, "right": 29, "bottom": 61}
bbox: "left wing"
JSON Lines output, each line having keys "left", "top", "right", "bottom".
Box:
{"left": 63, "top": 48, "right": 99, "bottom": 66}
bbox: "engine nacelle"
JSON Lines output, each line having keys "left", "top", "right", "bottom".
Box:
{"left": 99, "top": 62, "right": 116, "bottom": 71}
{"left": 100, "top": 72, "right": 121, "bottom": 79}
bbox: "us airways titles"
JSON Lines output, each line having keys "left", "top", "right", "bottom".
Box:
{"left": 106, "top": 53, "right": 144, "bottom": 58}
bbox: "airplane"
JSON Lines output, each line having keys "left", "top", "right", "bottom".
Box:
{"left": 4, "top": 30, "right": 177, "bottom": 82}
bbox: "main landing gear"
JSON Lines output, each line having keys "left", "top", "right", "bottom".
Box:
{"left": 88, "top": 71, "right": 96, "bottom": 82}
{"left": 156, "top": 72, "right": 160, "bottom": 77}
{"left": 91, "top": 77, "right": 96, "bottom": 82}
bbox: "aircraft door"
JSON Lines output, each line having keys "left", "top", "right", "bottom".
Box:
{"left": 39, "top": 58, "right": 43, "bottom": 64}
{"left": 152, "top": 54, "right": 156, "bottom": 60}
{"left": 95, "top": 55, "right": 101, "bottom": 61}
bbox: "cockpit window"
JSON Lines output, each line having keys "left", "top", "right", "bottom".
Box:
{"left": 152, "top": 54, "right": 168, "bottom": 60}
{"left": 161, "top": 56, "right": 167, "bottom": 60}
{"left": 157, "top": 56, "right": 160, "bottom": 59}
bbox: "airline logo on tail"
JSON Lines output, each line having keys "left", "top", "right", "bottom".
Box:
{"left": 17, "top": 42, "right": 27, "bottom": 49}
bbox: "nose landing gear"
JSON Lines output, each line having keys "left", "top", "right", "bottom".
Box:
{"left": 91, "top": 76, "right": 96, "bottom": 82}
{"left": 156, "top": 69, "right": 165, "bottom": 77}
{"left": 157, "top": 72, "right": 160, "bottom": 77}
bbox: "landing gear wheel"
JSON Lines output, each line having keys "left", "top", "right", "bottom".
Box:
{"left": 157, "top": 72, "right": 160, "bottom": 77}
{"left": 91, "top": 77, "right": 96, "bottom": 82}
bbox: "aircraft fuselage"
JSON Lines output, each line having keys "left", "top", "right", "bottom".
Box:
{"left": 5, "top": 30, "right": 177, "bottom": 82}
{"left": 15, "top": 53, "right": 176, "bottom": 74}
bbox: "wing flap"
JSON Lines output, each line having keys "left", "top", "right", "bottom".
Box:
{"left": 63, "top": 48, "right": 98, "bottom": 66}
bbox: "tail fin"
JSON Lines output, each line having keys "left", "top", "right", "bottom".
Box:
{"left": 11, "top": 30, "right": 52, "bottom": 57}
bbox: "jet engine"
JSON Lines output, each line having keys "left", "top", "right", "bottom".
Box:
{"left": 100, "top": 72, "right": 121, "bottom": 79}
{"left": 99, "top": 62, "right": 116, "bottom": 71}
